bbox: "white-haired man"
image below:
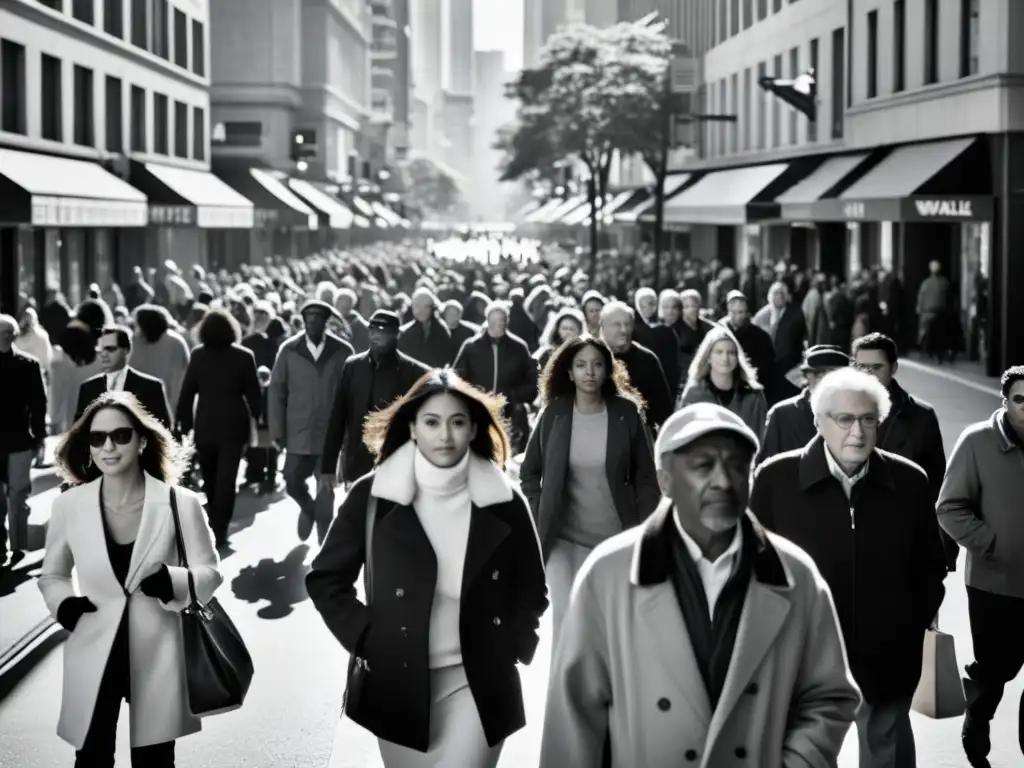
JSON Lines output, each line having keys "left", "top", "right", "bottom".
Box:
{"left": 632, "top": 288, "right": 683, "bottom": 399}
{"left": 599, "top": 301, "right": 673, "bottom": 430}
{"left": 397, "top": 286, "right": 452, "bottom": 368}
{"left": 750, "top": 367, "right": 947, "bottom": 768}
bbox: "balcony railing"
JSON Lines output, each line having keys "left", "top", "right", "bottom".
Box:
{"left": 369, "top": 0, "right": 393, "bottom": 15}
{"left": 371, "top": 31, "right": 398, "bottom": 59}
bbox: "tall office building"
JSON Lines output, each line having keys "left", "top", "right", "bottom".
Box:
{"left": 409, "top": 0, "right": 443, "bottom": 160}
{"left": 369, "top": 0, "right": 412, "bottom": 166}
{"left": 441, "top": 0, "right": 474, "bottom": 190}
{"left": 523, "top": 0, "right": 580, "bottom": 69}
{"left": 472, "top": 51, "right": 516, "bottom": 220}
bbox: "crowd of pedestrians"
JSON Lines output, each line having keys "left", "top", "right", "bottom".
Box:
{"left": 0, "top": 235, "right": 1019, "bottom": 767}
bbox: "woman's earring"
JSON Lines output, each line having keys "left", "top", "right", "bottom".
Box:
{"left": 139, "top": 441, "right": 147, "bottom": 454}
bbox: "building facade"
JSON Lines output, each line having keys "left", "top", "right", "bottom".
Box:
{"left": 441, "top": 0, "right": 474, "bottom": 188}
{"left": 472, "top": 50, "right": 516, "bottom": 221}
{"left": 369, "top": 0, "right": 411, "bottom": 165}
{"left": 0, "top": 0, "right": 256, "bottom": 314}
{"left": 408, "top": 0, "right": 442, "bottom": 159}
{"left": 524, "top": 0, "right": 579, "bottom": 69}
{"left": 665, "top": 0, "right": 1019, "bottom": 374}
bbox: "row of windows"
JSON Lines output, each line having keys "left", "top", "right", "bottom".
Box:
{"left": 716, "top": 0, "right": 800, "bottom": 45}
{"left": 0, "top": 41, "right": 206, "bottom": 160}
{"left": 865, "top": 0, "right": 979, "bottom": 100}
{"left": 38, "top": 0, "right": 206, "bottom": 77}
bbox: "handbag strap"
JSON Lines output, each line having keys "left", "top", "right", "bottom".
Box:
{"left": 168, "top": 488, "right": 200, "bottom": 607}
{"left": 365, "top": 495, "right": 377, "bottom": 604}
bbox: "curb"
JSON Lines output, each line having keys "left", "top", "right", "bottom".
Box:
{"left": 0, "top": 617, "right": 65, "bottom": 702}
{"left": 899, "top": 358, "right": 1001, "bottom": 398}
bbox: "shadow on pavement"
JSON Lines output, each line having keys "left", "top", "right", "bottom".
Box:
{"left": 230, "top": 544, "right": 311, "bottom": 620}
{"left": 0, "top": 561, "right": 37, "bottom": 599}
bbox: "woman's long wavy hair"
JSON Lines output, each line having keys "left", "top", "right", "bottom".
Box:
{"left": 539, "top": 306, "right": 585, "bottom": 351}
{"left": 685, "top": 324, "right": 762, "bottom": 390}
{"left": 363, "top": 368, "right": 513, "bottom": 469}
{"left": 55, "top": 391, "right": 194, "bottom": 486}
{"left": 539, "top": 335, "right": 646, "bottom": 414}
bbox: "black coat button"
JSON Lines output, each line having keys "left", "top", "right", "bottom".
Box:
{"left": 735, "top": 746, "right": 747, "bottom": 758}
{"left": 657, "top": 697, "right": 671, "bottom": 711}
{"left": 684, "top": 749, "right": 698, "bottom": 761}
{"left": 395, "top": 588, "right": 404, "bottom": 598}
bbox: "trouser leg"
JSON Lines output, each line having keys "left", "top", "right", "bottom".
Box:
{"left": 546, "top": 540, "right": 593, "bottom": 657}
{"left": 283, "top": 453, "right": 317, "bottom": 515}
{"left": 130, "top": 740, "right": 175, "bottom": 768}
{"left": 6, "top": 450, "right": 33, "bottom": 552}
{"left": 75, "top": 649, "right": 128, "bottom": 768}
{"left": 965, "top": 586, "right": 1024, "bottom": 723}
{"left": 210, "top": 444, "right": 243, "bottom": 542}
{"left": 855, "top": 696, "right": 916, "bottom": 768}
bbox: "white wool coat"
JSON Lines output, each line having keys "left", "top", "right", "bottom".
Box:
{"left": 38, "top": 473, "right": 223, "bottom": 749}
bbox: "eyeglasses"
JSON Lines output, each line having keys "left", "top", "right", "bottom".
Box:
{"left": 1011, "top": 394, "right": 1024, "bottom": 405}
{"left": 88, "top": 428, "right": 136, "bottom": 448}
{"left": 828, "top": 413, "right": 880, "bottom": 431}
{"left": 96, "top": 345, "right": 122, "bottom": 354}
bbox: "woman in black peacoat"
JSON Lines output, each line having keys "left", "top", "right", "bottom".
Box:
{"left": 306, "top": 368, "right": 548, "bottom": 765}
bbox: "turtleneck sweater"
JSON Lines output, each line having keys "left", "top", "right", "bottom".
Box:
{"left": 413, "top": 447, "right": 472, "bottom": 669}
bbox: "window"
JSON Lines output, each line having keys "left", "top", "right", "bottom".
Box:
{"left": 742, "top": 68, "right": 751, "bottom": 150}
{"left": 960, "top": 0, "right": 979, "bottom": 77}
{"left": 808, "top": 38, "right": 818, "bottom": 141}
{"left": 153, "top": 92, "right": 168, "bottom": 154}
{"left": 104, "top": 0, "right": 123, "bottom": 37}
{"left": 73, "top": 65, "right": 94, "bottom": 146}
{"left": 893, "top": 0, "right": 906, "bottom": 91}
{"left": 173, "top": 101, "right": 187, "bottom": 157}
{"left": 193, "top": 106, "right": 205, "bottom": 160}
{"left": 771, "top": 54, "right": 782, "bottom": 147}
{"left": 131, "top": 0, "right": 147, "bottom": 48}
{"left": 788, "top": 47, "right": 798, "bottom": 144}
{"left": 131, "top": 85, "right": 146, "bottom": 152}
{"left": 756, "top": 61, "right": 767, "bottom": 149}
{"left": 757, "top": 0, "right": 766, "bottom": 21}
{"left": 173, "top": 9, "right": 187, "bottom": 67}
{"left": 742, "top": 0, "right": 752, "bottom": 29}
{"left": 38, "top": 0, "right": 62, "bottom": 10}
{"left": 73, "top": 0, "right": 94, "bottom": 23}
{"left": 1, "top": 40, "right": 27, "bottom": 135}
{"left": 191, "top": 19, "right": 205, "bottom": 75}
{"left": 773, "top": 0, "right": 781, "bottom": 11}
{"left": 831, "top": 28, "right": 845, "bottom": 139}
{"left": 924, "top": 0, "right": 939, "bottom": 84}
{"left": 719, "top": 0, "right": 727, "bottom": 42}
{"left": 866, "top": 10, "right": 878, "bottom": 98}
{"left": 719, "top": 78, "right": 728, "bottom": 154}
{"left": 41, "top": 54, "right": 62, "bottom": 141}
{"left": 152, "top": 0, "right": 169, "bottom": 59}
{"left": 730, "top": 0, "right": 739, "bottom": 35}
{"left": 729, "top": 73, "right": 738, "bottom": 153}
{"left": 105, "top": 76, "right": 122, "bottom": 151}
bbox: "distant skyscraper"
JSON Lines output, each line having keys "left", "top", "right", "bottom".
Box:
{"left": 441, "top": 0, "right": 475, "bottom": 192}
{"left": 409, "top": 0, "right": 444, "bottom": 159}
{"left": 473, "top": 50, "right": 517, "bottom": 219}
{"left": 523, "top": 0, "right": 578, "bottom": 69}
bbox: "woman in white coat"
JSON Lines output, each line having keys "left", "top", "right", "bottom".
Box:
{"left": 39, "top": 390, "right": 223, "bottom": 767}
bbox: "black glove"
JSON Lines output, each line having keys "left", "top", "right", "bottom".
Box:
{"left": 139, "top": 565, "right": 174, "bottom": 603}
{"left": 56, "top": 596, "right": 97, "bottom": 632}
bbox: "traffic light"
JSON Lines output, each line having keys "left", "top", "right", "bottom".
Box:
{"left": 290, "top": 129, "right": 317, "bottom": 168}
{"left": 758, "top": 69, "right": 817, "bottom": 121}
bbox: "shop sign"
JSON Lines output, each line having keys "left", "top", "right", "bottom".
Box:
{"left": 197, "top": 206, "right": 255, "bottom": 229}
{"left": 913, "top": 199, "right": 973, "bottom": 218}
{"left": 149, "top": 205, "right": 195, "bottom": 226}
{"left": 842, "top": 201, "right": 867, "bottom": 220}
{"left": 32, "top": 196, "right": 148, "bottom": 227}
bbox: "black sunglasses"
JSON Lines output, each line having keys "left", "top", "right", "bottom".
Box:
{"left": 1012, "top": 393, "right": 1024, "bottom": 405}
{"left": 88, "top": 428, "right": 136, "bottom": 448}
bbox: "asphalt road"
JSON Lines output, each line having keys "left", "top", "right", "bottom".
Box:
{"left": 0, "top": 362, "right": 1009, "bottom": 768}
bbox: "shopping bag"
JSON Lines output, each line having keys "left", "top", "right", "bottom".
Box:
{"left": 911, "top": 628, "right": 966, "bottom": 719}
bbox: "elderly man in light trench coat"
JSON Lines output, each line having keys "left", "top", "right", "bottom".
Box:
{"left": 540, "top": 403, "right": 861, "bottom": 768}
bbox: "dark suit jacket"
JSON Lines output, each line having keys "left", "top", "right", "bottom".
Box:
{"left": 75, "top": 368, "right": 172, "bottom": 430}
{"left": 175, "top": 344, "right": 261, "bottom": 445}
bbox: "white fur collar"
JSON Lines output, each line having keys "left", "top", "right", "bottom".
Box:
{"left": 371, "top": 441, "right": 514, "bottom": 507}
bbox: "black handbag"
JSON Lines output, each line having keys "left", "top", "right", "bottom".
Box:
{"left": 169, "top": 489, "right": 254, "bottom": 716}
{"left": 342, "top": 495, "right": 378, "bottom": 716}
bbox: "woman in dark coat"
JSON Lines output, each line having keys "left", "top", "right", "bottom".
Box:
{"left": 174, "top": 308, "right": 261, "bottom": 548}
{"left": 520, "top": 335, "right": 660, "bottom": 648}
{"left": 306, "top": 369, "right": 547, "bottom": 766}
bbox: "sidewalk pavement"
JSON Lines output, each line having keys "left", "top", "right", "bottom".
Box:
{"left": 901, "top": 353, "right": 1001, "bottom": 396}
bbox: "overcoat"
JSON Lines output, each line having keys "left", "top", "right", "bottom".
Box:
{"left": 306, "top": 441, "right": 548, "bottom": 752}
{"left": 75, "top": 367, "right": 173, "bottom": 430}
{"left": 37, "top": 473, "right": 223, "bottom": 749}
{"left": 519, "top": 394, "right": 660, "bottom": 561}
{"left": 540, "top": 501, "right": 861, "bottom": 768}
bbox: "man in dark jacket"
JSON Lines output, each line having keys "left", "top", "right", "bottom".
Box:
{"left": 852, "top": 332, "right": 956, "bottom": 571}
{"left": 242, "top": 301, "right": 281, "bottom": 488}
{"left": 599, "top": 301, "right": 673, "bottom": 431}
{"left": 454, "top": 301, "right": 538, "bottom": 453}
{"left": 722, "top": 290, "right": 775, "bottom": 401}
{"left": 320, "top": 310, "right": 428, "bottom": 489}
{"left": 755, "top": 345, "right": 849, "bottom": 466}
{"left": 75, "top": 325, "right": 172, "bottom": 429}
{"left": 0, "top": 314, "right": 47, "bottom": 571}
{"left": 441, "top": 300, "right": 479, "bottom": 358}
{"left": 508, "top": 288, "right": 540, "bottom": 352}
{"left": 633, "top": 289, "right": 683, "bottom": 401}
{"left": 751, "top": 367, "right": 946, "bottom": 768}
{"left": 397, "top": 287, "right": 452, "bottom": 368}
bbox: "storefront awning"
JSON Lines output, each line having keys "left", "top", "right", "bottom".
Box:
{"left": 131, "top": 162, "right": 254, "bottom": 228}
{"left": 539, "top": 195, "right": 587, "bottom": 225}
{"left": 775, "top": 153, "right": 871, "bottom": 221}
{"left": 213, "top": 164, "right": 318, "bottom": 230}
{"left": 827, "top": 137, "right": 994, "bottom": 222}
{"left": 663, "top": 164, "right": 789, "bottom": 225}
{"left": 287, "top": 180, "right": 354, "bottom": 229}
{"left": 626, "top": 174, "right": 693, "bottom": 224}
{"left": 523, "top": 198, "right": 563, "bottom": 224}
{"left": 582, "top": 189, "right": 640, "bottom": 226}
{"left": 371, "top": 200, "right": 404, "bottom": 227}
{"left": 0, "top": 147, "right": 148, "bottom": 227}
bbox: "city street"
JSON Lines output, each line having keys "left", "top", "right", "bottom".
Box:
{"left": 0, "top": 363, "right": 1011, "bottom": 768}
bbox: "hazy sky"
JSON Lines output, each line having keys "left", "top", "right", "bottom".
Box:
{"left": 473, "top": 0, "right": 524, "bottom": 71}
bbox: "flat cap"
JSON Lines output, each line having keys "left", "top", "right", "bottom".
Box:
{"left": 725, "top": 289, "right": 747, "bottom": 304}
{"left": 800, "top": 344, "right": 850, "bottom": 372}
{"left": 299, "top": 299, "right": 339, "bottom": 319}
{"left": 654, "top": 403, "right": 760, "bottom": 469}
{"left": 368, "top": 309, "right": 401, "bottom": 331}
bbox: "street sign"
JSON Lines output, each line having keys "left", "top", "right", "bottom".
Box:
{"left": 670, "top": 42, "right": 698, "bottom": 94}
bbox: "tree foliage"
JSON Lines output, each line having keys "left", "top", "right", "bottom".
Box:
{"left": 402, "top": 157, "right": 464, "bottom": 218}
